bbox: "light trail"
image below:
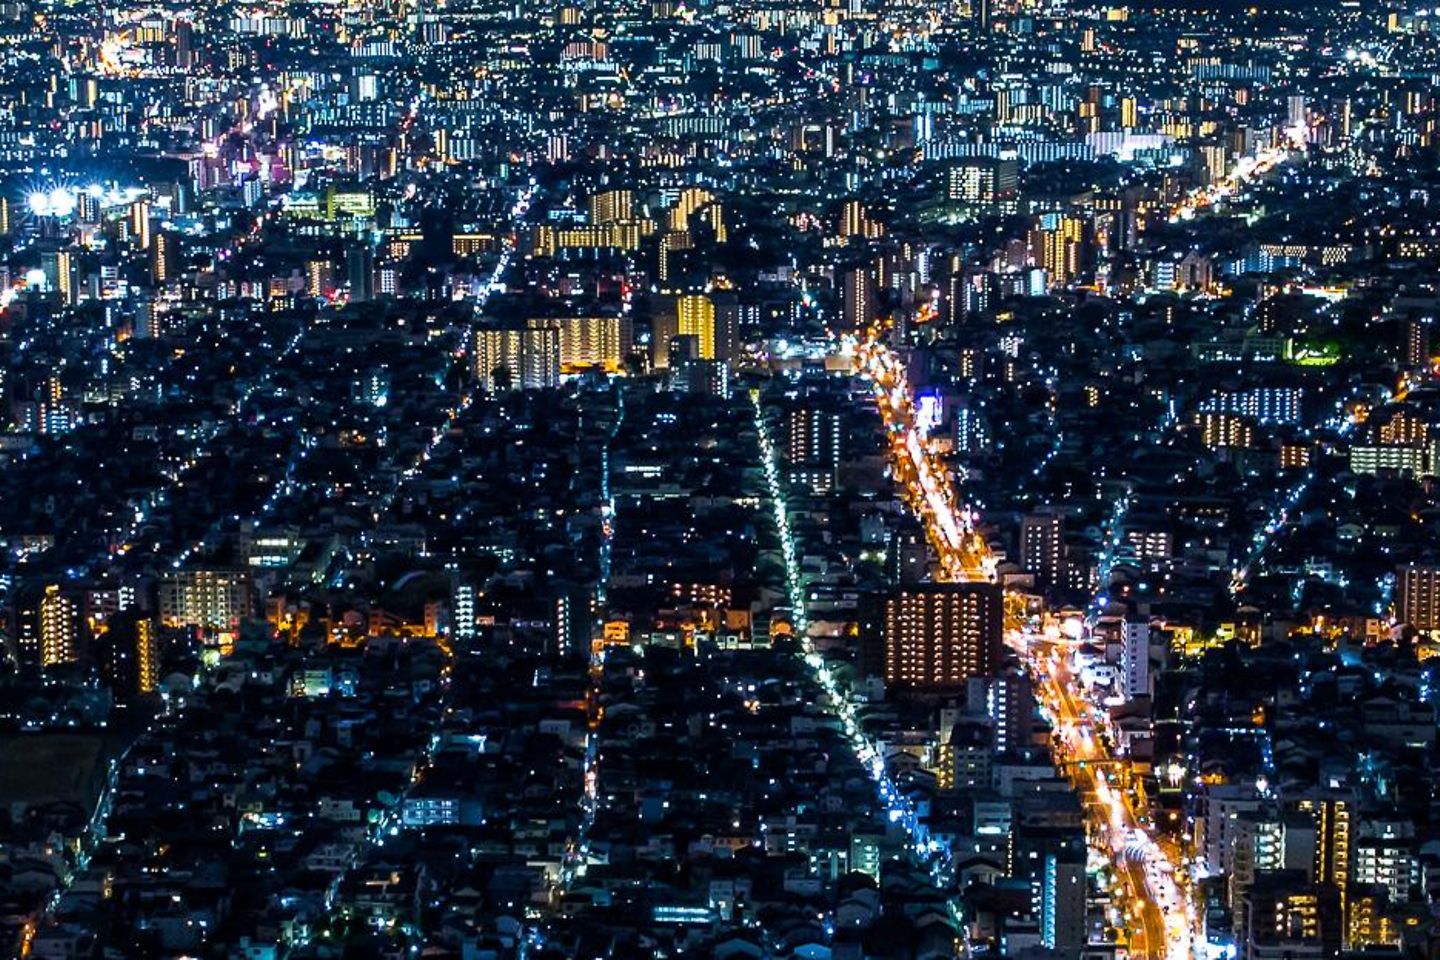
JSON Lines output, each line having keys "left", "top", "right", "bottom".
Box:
{"left": 848, "top": 334, "right": 994, "bottom": 582}
{"left": 1014, "top": 633, "right": 1197, "bottom": 960}
{"left": 841, "top": 332, "right": 1196, "bottom": 959}
{"left": 1169, "top": 124, "right": 1307, "bottom": 222}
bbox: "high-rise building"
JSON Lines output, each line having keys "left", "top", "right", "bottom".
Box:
{"left": 1010, "top": 828, "right": 1087, "bottom": 956}
{"left": 1243, "top": 871, "right": 1342, "bottom": 960}
{"left": 129, "top": 199, "right": 152, "bottom": 249}
{"left": 1019, "top": 512, "right": 1064, "bottom": 588}
{"left": 1039, "top": 848, "right": 1086, "bottom": 955}
{"left": 843, "top": 267, "right": 876, "bottom": 330}
{"left": 650, "top": 295, "right": 680, "bottom": 368}
{"left": 711, "top": 290, "right": 742, "bottom": 362}
{"left": 946, "top": 158, "right": 1018, "bottom": 211}
{"left": 1120, "top": 96, "right": 1138, "bottom": 129}
{"left": 841, "top": 200, "right": 875, "bottom": 239}
{"left": 135, "top": 618, "right": 159, "bottom": 694}
{"left": 534, "top": 222, "right": 648, "bottom": 258}
{"left": 41, "top": 250, "right": 76, "bottom": 304}
{"left": 939, "top": 717, "right": 993, "bottom": 791}
{"left": 305, "top": 259, "right": 333, "bottom": 297}
{"left": 346, "top": 244, "right": 375, "bottom": 302}
{"left": 1229, "top": 810, "right": 1287, "bottom": 927}
{"left": 151, "top": 232, "right": 177, "bottom": 285}
{"left": 888, "top": 529, "right": 930, "bottom": 585}
{"left": 884, "top": 583, "right": 1004, "bottom": 691}
{"left": 666, "top": 333, "right": 701, "bottom": 370}
{"left": 158, "top": 570, "right": 255, "bottom": 633}
{"left": 971, "top": 0, "right": 990, "bottom": 31}
{"left": 12, "top": 591, "right": 40, "bottom": 669}
{"left": 527, "top": 316, "right": 632, "bottom": 371}
{"left": 475, "top": 326, "right": 561, "bottom": 391}
{"left": 1196, "top": 411, "right": 1255, "bottom": 449}
{"left": 1030, "top": 215, "right": 1086, "bottom": 288}
{"left": 785, "top": 405, "right": 843, "bottom": 492}
{"left": 653, "top": 294, "right": 722, "bottom": 370}
{"left": 103, "top": 612, "right": 160, "bottom": 697}
{"left": 1200, "top": 387, "right": 1303, "bottom": 426}
{"left": 452, "top": 583, "right": 477, "bottom": 641}
{"left": 675, "top": 294, "right": 716, "bottom": 359}
{"left": 1196, "top": 783, "right": 1266, "bottom": 879}
{"left": 1345, "top": 887, "right": 1399, "bottom": 952}
{"left": 1293, "top": 795, "right": 1354, "bottom": 902}
{"left": 669, "top": 187, "right": 715, "bottom": 231}
{"left": 1348, "top": 444, "right": 1428, "bottom": 477}
{"left": 1122, "top": 620, "right": 1152, "bottom": 700}
{"left": 1352, "top": 832, "right": 1418, "bottom": 908}
{"left": 786, "top": 406, "right": 843, "bottom": 468}
{"left": 589, "top": 189, "right": 635, "bottom": 224}
{"left": 962, "top": 667, "right": 1034, "bottom": 754}
{"left": 1378, "top": 408, "right": 1428, "bottom": 445}
{"left": 671, "top": 357, "right": 730, "bottom": 398}
{"left": 701, "top": 202, "right": 726, "bottom": 244}
{"left": 174, "top": 19, "right": 195, "bottom": 69}
{"left": 657, "top": 230, "right": 692, "bottom": 283}
{"left": 1403, "top": 317, "right": 1431, "bottom": 368}
{"left": 1398, "top": 564, "right": 1440, "bottom": 633}
{"left": 39, "top": 584, "right": 78, "bottom": 669}
{"left": 1288, "top": 95, "right": 1308, "bottom": 130}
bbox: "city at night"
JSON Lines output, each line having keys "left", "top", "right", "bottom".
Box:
{"left": 1, "top": 0, "right": 1439, "bottom": 958}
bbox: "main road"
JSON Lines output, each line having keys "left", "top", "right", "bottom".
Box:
{"left": 1016, "top": 635, "right": 1195, "bottom": 960}
{"left": 850, "top": 334, "right": 993, "bottom": 582}
{"left": 1169, "top": 123, "right": 1307, "bottom": 222}
{"left": 846, "top": 331, "right": 1194, "bottom": 960}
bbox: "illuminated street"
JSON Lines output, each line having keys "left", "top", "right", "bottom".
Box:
{"left": 1168, "top": 124, "right": 1307, "bottom": 222}
{"left": 1014, "top": 632, "right": 1197, "bottom": 960}
{"left": 3, "top": 0, "right": 1437, "bottom": 955}
{"left": 850, "top": 333, "right": 1198, "bottom": 960}
{"left": 751, "top": 390, "right": 948, "bottom": 874}
{"left": 850, "top": 333, "right": 995, "bottom": 583}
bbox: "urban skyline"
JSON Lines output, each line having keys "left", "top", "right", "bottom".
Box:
{"left": 0, "top": 0, "right": 1439, "bottom": 959}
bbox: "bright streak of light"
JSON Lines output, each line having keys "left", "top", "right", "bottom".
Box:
{"left": 847, "top": 333, "right": 993, "bottom": 583}
{"left": 846, "top": 326, "right": 1197, "bottom": 956}
{"left": 751, "top": 390, "right": 953, "bottom": 880}
{"left": 1169, "top": 124, "right": 1306, "bottom": 222}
